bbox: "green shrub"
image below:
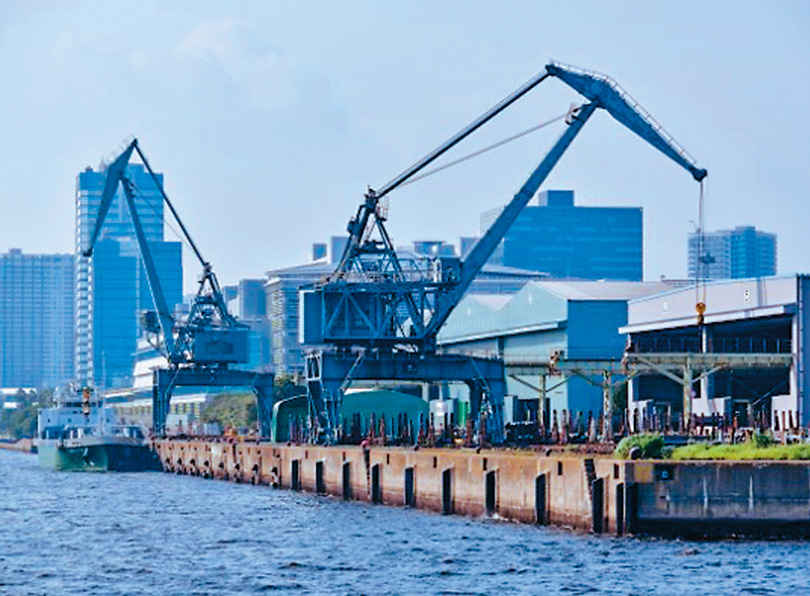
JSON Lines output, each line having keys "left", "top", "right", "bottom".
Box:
{"left": 615, "top": 433, "right": 665, "bottom": 459}
{"left": 749, "top": 432, "right": 774, "bottom": 448}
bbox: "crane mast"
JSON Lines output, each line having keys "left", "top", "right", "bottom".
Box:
{"left": 83, "top": 139, "right": 248, "bottom": 367}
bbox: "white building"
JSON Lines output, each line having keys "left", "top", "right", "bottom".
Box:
{"left": 622, "top": 275, "right": 807, "bottom": 429}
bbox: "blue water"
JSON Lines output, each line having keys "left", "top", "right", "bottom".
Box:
{"left": 1, "top": 450, "right": 808, "bottom": 595}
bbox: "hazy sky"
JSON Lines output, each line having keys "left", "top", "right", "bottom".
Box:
{"left": 1, "top": 2, "right": 808, "bottom": 290}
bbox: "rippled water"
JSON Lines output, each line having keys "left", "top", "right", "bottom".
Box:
{"left": 1, "top": 449, "right": 808, "bottom": 595}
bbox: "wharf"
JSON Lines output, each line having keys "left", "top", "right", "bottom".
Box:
{"left": 154, "top": 440, "right": 810, "bottom": 538}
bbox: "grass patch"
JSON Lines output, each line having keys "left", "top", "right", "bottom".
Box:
{"left": 671, "top": 443, "right": 810, "bottom": 461}
{"left": 615, "top": 434, "right": 665, "bottom": 459}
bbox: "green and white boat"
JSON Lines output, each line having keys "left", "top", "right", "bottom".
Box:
{"left": 36, "top": 385, "right": 158, "bottom": 472}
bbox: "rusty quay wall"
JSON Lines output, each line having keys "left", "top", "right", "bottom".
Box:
{"left": 153, "top": 440, "right": 810, "bottom": 538}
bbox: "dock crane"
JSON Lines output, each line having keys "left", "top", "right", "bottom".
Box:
{"left": 83, "top": 139, "right": 274, "bottom": 436}
{"left": 301, "top": 61, "right": 707, "bottom": 443}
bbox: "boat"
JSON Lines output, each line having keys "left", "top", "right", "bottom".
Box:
{"left": 35, "top": 384, "right": 159, "bottom": 471}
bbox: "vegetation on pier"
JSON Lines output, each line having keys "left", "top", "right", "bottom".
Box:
{"left": 615, "top": 433, "right": 666, "bottom": 459}
{"left": 616, "top": 432, "right": 810, "bottom": 460}
{"left": 671, "top": 442, "right": 810, "bottom": 461}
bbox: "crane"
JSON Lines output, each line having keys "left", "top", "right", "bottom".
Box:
{"left": 83, "top": 139, "right": 274, "bottom": 436}
{"left": 301, "top": 61, "right": 707, "bottom": 443}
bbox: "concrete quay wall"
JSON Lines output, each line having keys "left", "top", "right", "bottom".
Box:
{"left": 154, "top": 440, "right": 810, "bottom": 538}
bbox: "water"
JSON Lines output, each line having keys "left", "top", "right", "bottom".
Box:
{"left": 1, "top": 450, "right": 808, "bottom": 596}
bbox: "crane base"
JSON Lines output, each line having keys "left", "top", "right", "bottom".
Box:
{"left": 152, "top": 367, "right": 275, "bottom": 437}
{"left": 305, "top": 350, "right": 505, "bottom": 444}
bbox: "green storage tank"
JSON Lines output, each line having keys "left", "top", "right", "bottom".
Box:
{"left": 270, "top": 389, "right": 429, "bottom": 443}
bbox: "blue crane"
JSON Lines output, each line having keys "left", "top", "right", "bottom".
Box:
{"left": 301, "top": 61, "right": 707, "bottom": 443}
{"left": 83, "top": 139, "right": 274, "bottom": 435}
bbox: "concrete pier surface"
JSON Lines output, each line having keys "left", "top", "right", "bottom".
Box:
{"left": 154, "top": 440, "right": 810, "bottom": 538}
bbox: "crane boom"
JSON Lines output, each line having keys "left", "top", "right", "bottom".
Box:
{"left": 119, "top": 175, "right": 179, "bottom": 358}
{"left": 335, "top": 72, "right": 551, "bottom": 276}
{"left": 83, "top": 139, "right": 180, "bottom": 360}
{"left": 84, "top": 141, "right": 136, "bottom": 255}
{"left": 425, "top": 63, "right": 708, "bottom": 337}
{"left": 546, "top": 62, "right": 706, "bottom": 181}
{"left": 425, "top": 102, "right": 597, "bottom": 338}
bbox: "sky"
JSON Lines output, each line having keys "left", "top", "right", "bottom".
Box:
{"left": 1, "top": 1, "right": 808, "bottom": 291}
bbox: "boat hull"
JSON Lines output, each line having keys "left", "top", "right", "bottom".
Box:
{"left": 37, "top": 442, "right": 160, "bottom": 472}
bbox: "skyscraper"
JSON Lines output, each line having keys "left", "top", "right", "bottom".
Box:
{"left": 481, "top": 190, "right": 643, "bottom": 281}
{"left": 75, "top": 162, "right": 183, "bottom": 389}
{"left": 0, "top": 249, "right": 74, "bottom": 388}
{"left": 688, "top": 226, "right": 777, "bottom": 280}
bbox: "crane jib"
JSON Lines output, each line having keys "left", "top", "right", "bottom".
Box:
{"left": 546, "top": 62, "right": 707, "bottom": 181}
{"left": 313, "top": 62, "right": 708, "bottom": 352}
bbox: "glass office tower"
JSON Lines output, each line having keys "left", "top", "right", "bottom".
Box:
{"left": 481, "top": 190, "right": 643, "bottom": 281}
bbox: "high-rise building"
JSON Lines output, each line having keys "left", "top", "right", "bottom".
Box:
{"left": 0, "top": 249, "right": 74, "bottom": 388}
{"left": 220, "top": 279, "right": 272, "bottom": 373}
{"left": 481, "top": 190, "right": 643, "bottom": 281}
{"left": 688, "top": 226, "right": 777, "bottom": 280}
{"left": 75, "top": 163, "right": 183, "bottom": 389}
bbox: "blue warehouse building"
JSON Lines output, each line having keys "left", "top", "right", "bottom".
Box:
{"left": 482, "top": 190, "right": 643, "bottom": 281}
{"left": 438, "top": 280, "right": 671, "bottom": 421}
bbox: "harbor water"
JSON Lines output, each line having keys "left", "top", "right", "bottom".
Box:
{"left": 1, "top": 450, "right": 808, "bottom": 595}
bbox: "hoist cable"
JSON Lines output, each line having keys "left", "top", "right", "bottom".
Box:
{"left": 399, "top": 113, "right": 567, "bottom": 187}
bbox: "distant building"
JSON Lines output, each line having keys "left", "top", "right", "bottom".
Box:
{"left": 75, "top": 163, "right": 183, "bottom": 389}
{"left": 459, "top": 236, "right": 478, "bottom": 259}
{"left": 330, "top": 236, "right": 348, "bottom": 263}
{"left": 0, "top": 249, "right": 74, "bottom": 388}
{"left": 408, "top": 240, "right": 457, "bottom": 257}
{"left": 311, "top": 243, "right": 328, "bottom": 262}
{"left": 688, "top": 226, "right": 777, "bottom": 280}
{"left": 266, "top": 261, "right": 333, "bottom": 376}
{"left": 227, "top": 279, "right": 271, "bottom": 371}
{"left": 481, "top": 190, "right": 643, "bottom": 281}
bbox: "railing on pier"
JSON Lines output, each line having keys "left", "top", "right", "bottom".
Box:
{"left": 632, "top": 336, "right": 792, "bottom": 354}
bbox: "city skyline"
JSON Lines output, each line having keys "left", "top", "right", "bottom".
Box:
{"left": 1, "top": 3, "right": 808, "bottom": 292}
